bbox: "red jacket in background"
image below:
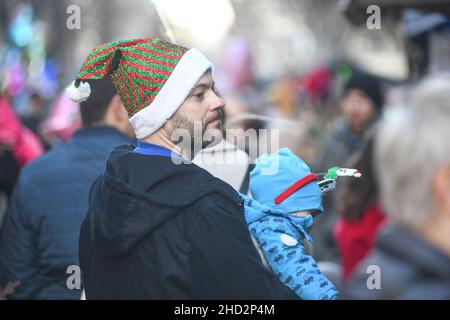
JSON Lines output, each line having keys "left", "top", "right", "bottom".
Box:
{"left": 0, "top": 98, "right": 44, "bottom": 167}
{"left": 334, "top": 204, "right": 386, "bottom": 282}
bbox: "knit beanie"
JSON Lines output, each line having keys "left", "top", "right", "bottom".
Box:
{"left": 343, "top": 70, "right": 383, "bottom": 111}
{"left": 66, "top": 38, "right": 213, "bottom": 139}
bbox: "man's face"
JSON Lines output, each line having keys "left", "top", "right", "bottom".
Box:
{"left": 168, "top": 70, "right": 225, "bottom": 152}
{"left": 341, "top": 88, "right": 376, "bottom": 133}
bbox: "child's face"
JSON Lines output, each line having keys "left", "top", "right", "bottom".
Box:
{"left": 289, "top": 210, "right": 318, "bottom": 233}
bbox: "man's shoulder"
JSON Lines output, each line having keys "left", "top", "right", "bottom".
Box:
{"left": 193, "top": 187, "right": 240, "bottom": 208}
{"left": 194, "top": 166, "right": 241, "bottom": 204}
{"left": 18, "top": 139, "right": 101, "bottom": 184}
{"left": 190, "top": 192, "right": 243, "bottom": 238}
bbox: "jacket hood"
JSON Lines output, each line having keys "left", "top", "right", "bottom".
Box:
{"left": 87, "top": 144, "right": 240, "bottom": 257}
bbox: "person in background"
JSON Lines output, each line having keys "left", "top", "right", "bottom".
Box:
{"left": 0, "top": 144, "right": 20, "bottom": 199}
{"left": 313, "top": 70, "right": 384, "bottom": 262}
{"left": 0, "top": 143, "right": 20, "bottom": 234}
{"left": 345, "top": 74, "right": 450, "bottom": 299}
{"left": 21, "top": 92, "right": 47, "bottom": 136}
{"left": 334, "top": 130, "right": 386, "bottom": 283}
{"left": 0, "top": 96, "right": 44, "bottom": 167}
{"left": 0, "top": 78, "right": 135, "bottom": 299}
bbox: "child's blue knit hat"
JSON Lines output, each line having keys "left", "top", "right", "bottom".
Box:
{"left": 250, "top": 148, "right": 323, "bottom": 214}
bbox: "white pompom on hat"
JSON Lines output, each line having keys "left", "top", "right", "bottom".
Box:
{"left": 66, "top": 80, "right": 91, "bottom": 103}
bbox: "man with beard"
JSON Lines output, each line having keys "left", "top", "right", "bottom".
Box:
{"left": 71, "top": 38, "right": 297, "bottom": 299}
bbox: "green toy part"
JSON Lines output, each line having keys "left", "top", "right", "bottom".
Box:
{"left": 324, "top": 167, "right": 341, "bottom": 180}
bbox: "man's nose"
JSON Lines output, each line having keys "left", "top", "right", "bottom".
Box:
{"left": 210, "top": 92, "right": 225, "bottom": 111}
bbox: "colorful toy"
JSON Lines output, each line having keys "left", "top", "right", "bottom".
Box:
{"left": 318, "top": 167, "right": 361, "bottom": 193}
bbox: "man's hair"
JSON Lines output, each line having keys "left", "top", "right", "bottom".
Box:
{"left": 375, "top": 74, "right": 450, "bottom": 229}
{"left": 79, "top": 78, "right": 118, "bottom": 126}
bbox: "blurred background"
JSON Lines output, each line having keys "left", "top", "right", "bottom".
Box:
{"left": 1, "top": 0, "right": 450, "bottom": 156}
{"left": 1, "top": 0, "right": 450, "bottom": 299}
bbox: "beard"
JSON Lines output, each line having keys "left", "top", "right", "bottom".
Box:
{"left": 169, "top": 109, "right": 225, "bottom": 156}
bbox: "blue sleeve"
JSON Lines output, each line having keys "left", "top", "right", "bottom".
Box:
{"left": 0, "top": 184, "right": 41, "bottom": 299}
{"left": 249, "top": 217, "right": 339, "bottom": 300}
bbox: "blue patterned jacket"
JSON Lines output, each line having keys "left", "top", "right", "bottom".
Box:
{"left": 241, "top": 194, "right": 339, "bottom": 300}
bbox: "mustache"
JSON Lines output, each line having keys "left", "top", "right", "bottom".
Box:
{"left": 207, "top": 108, "right": 225, "bottom": 124}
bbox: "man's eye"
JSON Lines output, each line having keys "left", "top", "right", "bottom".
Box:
{"left": 195, "top": 92, "right": 204, "bottom": 99}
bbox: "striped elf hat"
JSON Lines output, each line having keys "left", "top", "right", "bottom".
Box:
{"left": 66, "top": 38, "right": 213, "bottom": 139}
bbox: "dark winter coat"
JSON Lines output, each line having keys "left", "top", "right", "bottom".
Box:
{"left": 0, "top": 126, "right": 134, "bottom": 299}
{"left": 79, "top": 143, "right": 298, "bottom": 299}
{"left": 344, "top": 222, "right": 450, "bottom": 299}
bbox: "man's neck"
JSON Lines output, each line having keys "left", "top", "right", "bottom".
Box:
{"left": 143, "top": 131, "right": 186, "bottom": 159}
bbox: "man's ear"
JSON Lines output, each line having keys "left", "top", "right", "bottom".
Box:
{"left": 110, "top": 95, "right": 128, "bottom": 121}
{"left": 432, "top": 165, "right": 450, "bottom": 213}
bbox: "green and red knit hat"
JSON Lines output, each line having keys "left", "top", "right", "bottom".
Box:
{"left": 66, "top": 38, "right": 213, "bottom": 139}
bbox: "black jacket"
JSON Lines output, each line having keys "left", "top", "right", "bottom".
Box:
{"left": 344, "top": 223, "right": 450, "bottom": 299}
{"left": 79, "top": 144, "right": 298, "bottom": 299}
